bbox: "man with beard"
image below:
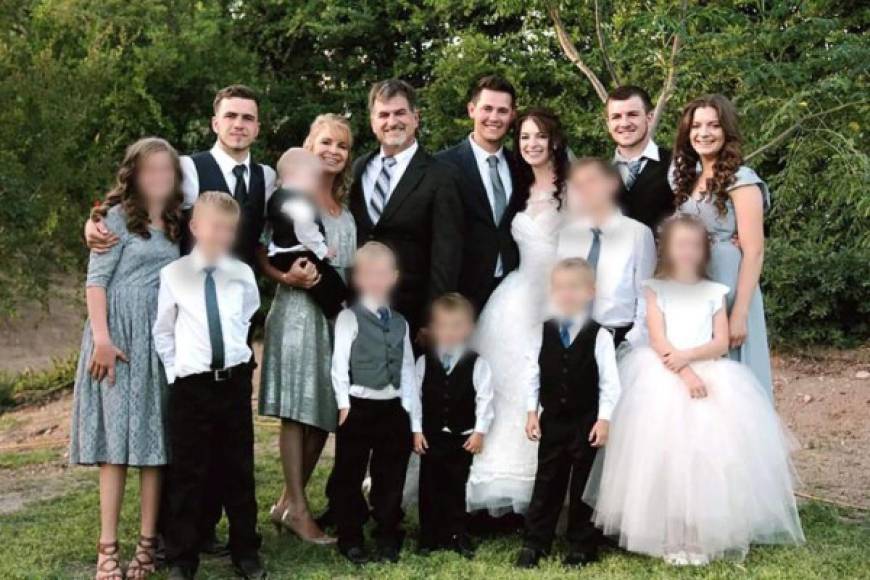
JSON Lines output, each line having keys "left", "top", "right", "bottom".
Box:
{"left": 436, "top": 75, "right": 524, "bottom": 315}
{"left": 605, "top": 86, "right": 674, "bottom": 232}
{"left": 348, "top": 79, "right": 464, "bottom": 340}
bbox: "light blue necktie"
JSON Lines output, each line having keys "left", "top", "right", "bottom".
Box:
{"left": 203, "top": 267, "right": 225, "bottom": 370}
{"left": 559, "top": 321, "right": 572, "bottom": 348}
{"left": 442, "top": 353, "right": 453, "bottom": 372}
{"left": 623, "top": 158, "right": 643, "bottom": 189}
{"left": 587, "top": 227, "right": 602, "bottom": 271}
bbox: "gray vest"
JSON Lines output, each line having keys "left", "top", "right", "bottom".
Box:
{"left": 349, "top": 303, "right": 407, "bottom": 389}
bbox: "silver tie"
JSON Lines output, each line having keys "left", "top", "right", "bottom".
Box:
{"left": 486, "top": 155, "right": 507, "bottom": 223}
{"left": 370, "top": 156, "right": 397, "bottom": 223}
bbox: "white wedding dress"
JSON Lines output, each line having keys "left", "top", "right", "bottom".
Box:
{"left": 465, "top": 199, "right": 563, "bottom": 515}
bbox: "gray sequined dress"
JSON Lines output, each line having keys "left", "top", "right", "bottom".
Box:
{"left": 677, "top": 165, "right": 773, "bottom": 393}
{"left": 69, "top": 206, "right": 180, "bottom": 466}
{"left": 258, "top": 207, "right": 356, "bottom": 431}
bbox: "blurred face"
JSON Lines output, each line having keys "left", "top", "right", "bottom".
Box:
{"left": 606, "top": 96, "right": 652, "bottom": 149}
{"left": 565, "top": 164, "right": 618, "bottom": 217}
{"left": 518, "top": 118, "right": 551, "bottom": 168}
{"left": 279, "top": 162, "right": 322, "bottom": 197}
{"left": 370, "top": 95, "right": 419, "bottom": 152}
{"left": 309, "top": 127, "right": 350, "bottom": 175}
{"left": 550, "top": 268, "right": 595, "bottom": 318}
{"left": 468, "top": 89, "right": 515, "bottom": 146}
{"left": 189, "top": 205, "right": 239, "bottom": 261}
{"left": 430, "top": 308, "right": 474, "bottom": 352}
{"left": 353, "top": 255, "right": 399, "bottom": 303}
{"left": 212, "top": 97, "right": 260, "bottom": 154}
{"left": 689, "top": 106, "right": 725, "bottom": 159}
{"left": 136, "top": 150, "right": 177, "bottom": 206}
{"left": 667, "top": 223, "right": 707, "bottom": 280}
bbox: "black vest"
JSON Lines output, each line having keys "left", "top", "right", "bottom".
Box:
{"left": 266, "top": 187, "right": 325, "bottom": 251}
{"left": 181, "top": 151, "right": 266, "bottom": 266}
{"left": 538, "top": 320, "right": 601, "bottom": 416}
{"left": 421, "top": 350, "right": 478, "bottom": 435}
{"left": 616, "top": 148, "right": 674, "bottom": 233}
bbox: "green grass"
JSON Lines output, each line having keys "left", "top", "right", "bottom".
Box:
{"left": 0, "top": 424, "right": 867, "bottom": 579}
{"left": 0, "top": 448, "right": 61, "bottom": 469}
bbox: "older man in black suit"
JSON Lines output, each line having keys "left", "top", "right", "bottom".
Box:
{"left": 436, "top": 75, "right": 526, "bottom": 315}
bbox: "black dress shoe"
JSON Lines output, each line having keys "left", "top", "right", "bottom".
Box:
{"left": 563, "top": 549, "right": 599, "bottom": 567}
{"left": 167, "top": 566, "right": 194, "bottom": 580}
{"left": 233, "top": 555, "right": 267, "bottom": 579}
{"left": 515, "top": 546, "right": 543, "bottom": 568}
{"left": 339, "top": 545, "right": 369, "bottom": 565}
{"left": 375, "top": 543, "right": 401, "bottom": 563}
{"left": 199, "top": 534, "right": 230, "bottom": 557}
{"left": 447, "top": 534, "right": 476, "bottom": 559}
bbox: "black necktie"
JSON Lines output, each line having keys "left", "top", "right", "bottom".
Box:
{"left": 203, "top": 267, "right": 225, "bottom": 370}
{"left": 232, "top": 164, "right": 248, "bottom": 207}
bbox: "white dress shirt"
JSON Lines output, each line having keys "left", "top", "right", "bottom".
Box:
{"left": 330, "top": 299, "right": 417, "bottom": 411}
{"left": 468, "top": 134, "right": 514, "bottom": 276}
{"left": 526, "top": 315, "right": 622, "bottom": 421}
{"left": 152, "top": 248, "right": 260, "bottom": 384}
{"left": 557, "top": 210, "right": 656, "bottom": 346}
{"left": 613, "top": 139, "right": 660, "bottom": 189}
{"left": 179, "top": 142, "right": 277, "bottom": 209}
{"left": 410, "top": 348, "right": 495, "bottom": 435}
{"left": 361, "top": 141, "right": 419, "bottom": 224}
{"left": 266, "top": 196, "right": 329, "bottom": 259}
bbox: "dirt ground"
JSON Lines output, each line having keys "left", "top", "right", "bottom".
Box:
{"left": 0, "top": 304, "right": 867, "bottom": 515}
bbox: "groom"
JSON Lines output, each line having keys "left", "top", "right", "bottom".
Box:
{"left": 437, "top": 75, "right": 526, "bottom": 315}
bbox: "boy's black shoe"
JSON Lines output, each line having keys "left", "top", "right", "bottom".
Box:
{"left": 233, "top": 555, "right": 267, "bottom": 579}
{"left": 563, "top": 548, "right": 599, "bottom": 568}
{"left": 447, "top": 534, "right": 476, "bottom": 559}
{"left": 339, "top": 545, "right": 369, "bottom": 565}
{"left": 375, "top": 543, "right": 401, "bottom": 563}
{"left": 199, "top": 533, "right": 230, "bottom": 557}
{"left": 167, "top": 566, "right": 194, "bottom": 580}
{"left": 515, "top": 546, "right": 543, "bottom": 568}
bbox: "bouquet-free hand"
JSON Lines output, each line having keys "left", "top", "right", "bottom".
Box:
{"left": 684, "top": 372, "right": 708, "bottom": 399}
{"left": 525, "top": 412, "right": 541, "bottom": 441}
{"left": 463, "top": 432, "right": 484, "bottom": 454}
{"left": 662, "top": 350, "right": 689, "bottom": 372}
{"left": 88, "top": 340, "right": 128, "bottom": 385}
{"left": 84, "top": 218, "right": 119, "bottom": 254}
{"left": 413, "top": 433, "right": 428, "bottom": 455}
{"left": 729, "top": 311, "right": 748, "bottom": 349}
{"left": 588, "top": 419, "right": 609, "bottom": 448}
{"left": 338, "top": 408, "right": 350, "bottom": 426}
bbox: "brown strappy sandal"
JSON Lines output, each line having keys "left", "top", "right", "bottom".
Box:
{"left": 95, "top": 541, "right": 123, "bottom": 580}
{"left": 125, "top": 535, "right": 158, "bottom": 579}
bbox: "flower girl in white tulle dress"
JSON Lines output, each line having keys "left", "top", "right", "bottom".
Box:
{"left": 584, "top": 214, "right": 804, "bottom": 565}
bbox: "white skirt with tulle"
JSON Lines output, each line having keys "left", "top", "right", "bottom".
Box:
{"left": 583, "top": 347, "right": 805, "bottom": 562}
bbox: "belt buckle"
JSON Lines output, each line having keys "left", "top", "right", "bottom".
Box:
{"left": 213, "top": 368, "right": 230, "bottom": 382}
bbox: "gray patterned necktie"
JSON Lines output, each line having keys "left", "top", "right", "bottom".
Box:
{"left": 370, "top": 156, "right": 397, "bottom": 223}
{"left": 587, "top": 228, "right": 602, "bottom": 271}
{"left": 203, "top": 267, "right": 225, "bottom": 370}
{"left": 623, "top": 158, "right": 643, "bottom": 189}
{"left": 486, "top": 155, "right": 507, "bottom": 223}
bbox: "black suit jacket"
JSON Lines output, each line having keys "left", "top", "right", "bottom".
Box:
{"left": 349, "top": 145, "right": 464, "bottom": 333}
{"left": 436, "top": 138, "right": 527, "bottom": 314}
{"left": 616, "top": 147, "right": 675, "bottom": 233}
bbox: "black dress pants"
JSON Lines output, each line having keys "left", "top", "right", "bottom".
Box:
{"left": 418, "top": 430, "right": 473, "bottom": 547}
{"left": 165, "top": 364, "right": 261, "bottom": 572}
{"left": 332, "top": 396, "right": 411, "bottom": 551}
{"left": 523, "top": 410, "right": 599, "bottom": 553}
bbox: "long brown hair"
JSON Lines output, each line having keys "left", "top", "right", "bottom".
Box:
{"left": 672, "top": 94, "right": 743, "bottom": 216}
{"left": 513, "top": 107, "right": 570, "bottom": 208}
{"left": 303, "top": 114, "right": 354, "bottom": 205}
{"left": 654, "top": 213, "right": 712, "bottom": 280}
{"left": 91, "top": 137, "right": 184, "bottom": 242}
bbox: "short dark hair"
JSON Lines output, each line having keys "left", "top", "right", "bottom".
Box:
{"left": 368, "top": 79, "right": 417, "bottom": 112}
{"left": 469, "top": 74, "right": 517, "bottom": 107}
{"left": 606, "top": 85, "right": 653, "bottom": 113}
{"left": 213, "top": 84, "right": 260, "bottom": 114}
{"left": 430, "top": 292, "right": 475, "bottom": 321}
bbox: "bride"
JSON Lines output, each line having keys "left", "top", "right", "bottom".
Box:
{"left": 467, "top": 108, "right": 570, "bottom": 516}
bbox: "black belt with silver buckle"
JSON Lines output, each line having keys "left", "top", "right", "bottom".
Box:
{"left": 212, "top": 368, "right": 233, "bottom": 382}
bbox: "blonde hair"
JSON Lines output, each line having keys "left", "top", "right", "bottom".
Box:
{"left": 276, "top": 147, "right": 322, "bottom": 184}
{"left": 303, "top": 114, "right": 354, "bottom": 205}
{"left": 354, "top": 241, "right": 397, "bottom": 270}
{"left": 430, "top": 292, "right": 475, "bottom": 322}
{"left": 193, "top": 190, "right": 240, "bottom": 218}
{"left": 552, "top": 257, "right": 596, "bottom": 287}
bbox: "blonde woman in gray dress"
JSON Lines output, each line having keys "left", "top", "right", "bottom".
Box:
{"left": 258, "top": 114, "right": 356, "bottom": 543}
